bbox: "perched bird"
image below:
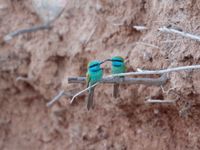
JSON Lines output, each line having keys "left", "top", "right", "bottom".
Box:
{"left": 86, "top": 60, "right": 103, "bottom": 110}
{"left": 111, "top": 56, "right": 126, "bottom": 98}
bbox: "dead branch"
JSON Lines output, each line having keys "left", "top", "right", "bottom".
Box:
{"left": 68, "top": 74, "right": 168, "bottom": 86}
{"left": 46, "top": 89, "right": 86, "bottom": 107}
{"left": 108, "top": 65, "right": 200, "bottom": 77}
{"left": 47, "top": 75, "right": 168, "bottom": 107}
{"left": 158, "top": 26, "right": 200, "bottom": 42}
{"left": 4, "top": 23, "right": 51, "bottom": 42}
{"left": 47, "top": 83, "right": 99, "bottom": 107}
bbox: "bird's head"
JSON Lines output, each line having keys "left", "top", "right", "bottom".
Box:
{"left": 111, "top": 56, "right": 124, "bottom": 67}
{"left": 87, "top": 60, "right": 102, "bottom": 72}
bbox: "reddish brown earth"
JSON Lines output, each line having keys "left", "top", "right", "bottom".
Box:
{"left": 1, "top": 0, "right": 200, "bottom": 150}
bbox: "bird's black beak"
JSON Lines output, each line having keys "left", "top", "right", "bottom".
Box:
{"left": 100, "top": 59, "right": 112, "bottom": 65}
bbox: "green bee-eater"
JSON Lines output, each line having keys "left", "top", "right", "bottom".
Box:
{"left": 86, "top": 60, "right": 103, "bottom": 110}
{"left": 110, "top": 56, "right": 126, "bottom": 98}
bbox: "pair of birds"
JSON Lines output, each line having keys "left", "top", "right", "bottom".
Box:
{"left": 86, "top": 56, "right": 126, "bottom": 110}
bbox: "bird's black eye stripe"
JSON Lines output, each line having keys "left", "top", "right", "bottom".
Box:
{"left": 112, "top": 59, "right": 123, "bottom": 63}
{"left": 89, "top": 63, "right": 99, "bottom": 68}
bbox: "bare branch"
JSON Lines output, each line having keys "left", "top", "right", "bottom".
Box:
{"left": 108, "top": 65, "right": 200, "bottom": 77}
{"left": 48, "top": 75, "right": 167, "bottom": 107}
{"left": 158, "top": 26, "right": 200, "bottom": 42}
{"left": 68, "top": 74, "right": 168, "bottom": 86}
{"left": 4, "top": 24, "right": 51, "bottom": 42}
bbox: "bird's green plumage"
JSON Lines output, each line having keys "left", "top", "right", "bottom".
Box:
{"left": 111, "top": 56, "right": 126, "bottom": 98}
{"left": 111, "top": 56, "right": 126, "bottom": 74}
{"left": 86, "top": 60, "right": 103, "bottom": 110}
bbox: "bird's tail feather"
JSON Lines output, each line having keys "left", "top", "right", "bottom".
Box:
{"left": 87, "top": 87, "right": 95, "bottom": 110}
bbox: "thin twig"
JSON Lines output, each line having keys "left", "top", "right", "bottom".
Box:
{"left": 16, "top": 76, "right": 32, "bottom": 82}
{"left": 46, "top": 90, "right": 65, "bottom": 107}
{"left": 70, "top": 82, "right": 99, "bottom": 104}
{"left": 133, "top": 25, "right": 148, "bottom": 31}
{"left": 136, "top": 42, "right": 160, "bottom": 49}
{"left": 145, "top": 99, "right": 177, "bottom": 103}
{"left": 4, "top": 24, "right": 51, "bottom": 42}
{"left": 68, "top": 74, "right": 167, "bottom": 86}
{"left": 158, "top": 26, "right": 200, "bottom": 42}
{"left": 107, "top": 65, "right": 200, "bottom": 77}
{"left": 85, "top": 25, "right": 97, "bottom": 44}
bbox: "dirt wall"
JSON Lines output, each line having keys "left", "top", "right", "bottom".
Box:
{"left": 0, "top": 0, "right": 200, "bottom": 149}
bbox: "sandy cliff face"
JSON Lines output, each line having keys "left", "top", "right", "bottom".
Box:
{"left": 1, "top": 0, "right": 200, "bottom": 149}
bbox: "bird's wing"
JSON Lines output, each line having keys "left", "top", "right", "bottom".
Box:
{"left": 86, "top": 72, "right": 91, "bottom": 88}
{"left": 124, "top": 65, "right": 127, "bottom": 72}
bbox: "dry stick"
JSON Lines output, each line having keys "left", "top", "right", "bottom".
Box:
{"left": 133, "top": 25, "right": 148, "bottom": 31}
{"left": 67, "top": 75, "right": 167, "bottom": 105}
{"left": 108, "top": 65, "right": 200, "bottom": 77}
{"left": 16, "top": 76, "right": 32, "bottom": 82}
{"left": 145, "top": 99, "right": 177, "bottom": 104}
{"left": 4, "top": 23, "right": 51, "bottom": 42}
{"left": 158, "top": 26, "right": 200, "bottom": 42}
{"left": 68, "top": 74, "right": 167, "bottom": 86}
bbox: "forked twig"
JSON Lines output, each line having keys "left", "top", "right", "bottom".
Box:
{"left": 70, "top": 82, "right": 99, "bottom": 104}
{"left": 46, "top": 82, "right": 100, "bottom": 106}
{"left": 47, "top": 75, "right": 168, "bottom": 106}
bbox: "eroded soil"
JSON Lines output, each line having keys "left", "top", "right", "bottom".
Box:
{"left": 0, "top": 0, "right": 200, "bottom": 149}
